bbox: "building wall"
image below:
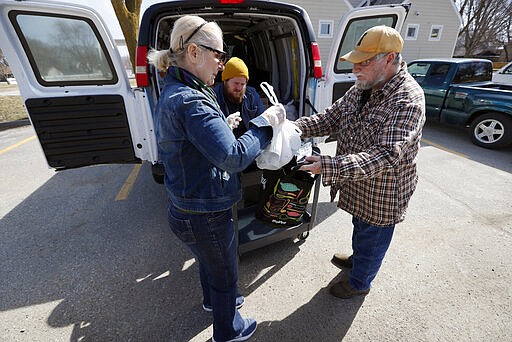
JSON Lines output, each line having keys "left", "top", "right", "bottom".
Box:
{"left": 291, "top": 0, "right": 461, "bottom": 69}
{"left": 399, "top": 0, "right": 462, "bottom": 62}
{"left": 288, "top": 0, "right": 353, "bottom": 69}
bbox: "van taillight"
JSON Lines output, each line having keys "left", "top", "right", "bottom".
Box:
{"left": 136, "top": 45, "right": 149, "bottom": 87}
{"left": 311, "top": 42, "right": 322, "bottom": 78}
{"left": 217, "top": 0, "right": 245, "bottom": 3}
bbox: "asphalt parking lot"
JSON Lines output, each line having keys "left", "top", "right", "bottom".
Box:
{"left": 0, "top": 124, "right": 511, "bottom": 341}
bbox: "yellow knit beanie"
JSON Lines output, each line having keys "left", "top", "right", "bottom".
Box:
{"left": 222, "top": 57, "right": 249, "bottom": 81}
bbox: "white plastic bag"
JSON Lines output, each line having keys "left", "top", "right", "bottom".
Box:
{"left": 256, "top": 119, "right": 302, "bottom": 170}
{"left": 256, "top": 81, "right": 302, "bottom": 170}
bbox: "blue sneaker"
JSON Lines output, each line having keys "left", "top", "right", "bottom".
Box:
{"left": 211, "top": 317, "right": 257, "bottom": 342}
{"left": 203, "top": 295, "right": 245, "bottom": 312}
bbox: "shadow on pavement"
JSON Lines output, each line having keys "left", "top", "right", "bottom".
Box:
{"left": 0, "top": 119, "right": 30, "bottom": 132}
{"left": 257, "top": 286, "right": 365, "bottom": 341}
{"left": 0, "top": 162, "right": 346, "bottom": 341}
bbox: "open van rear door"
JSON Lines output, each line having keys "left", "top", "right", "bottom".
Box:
{"left": 315, "top": 5, "right": 408, "bottom": 111}
{"left": 0, "top": 1, "right": 157, "bottom": 170}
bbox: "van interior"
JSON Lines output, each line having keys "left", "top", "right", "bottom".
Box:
{"left": 151, "top": 13, "right": 309, "bottom": 118}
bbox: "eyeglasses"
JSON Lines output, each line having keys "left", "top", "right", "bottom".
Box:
{"left": 199, "top": 44, "right": 227, "bottom": 63}
{"left": 356, "top": 53, "right": 388, "bottom": 67}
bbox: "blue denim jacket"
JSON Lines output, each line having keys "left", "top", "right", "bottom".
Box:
{"left": 155, "top": 72, "right": 272, "bottom": 213}
{"left": 213, "top": 84, "right": 266, "bottom": 131}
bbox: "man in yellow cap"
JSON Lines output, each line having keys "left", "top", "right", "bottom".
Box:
{"left": 294, "top": 25, "right": 426, "bottom": 299}
{"left": 214, "top": 57, "right": 266, "bottom": 138}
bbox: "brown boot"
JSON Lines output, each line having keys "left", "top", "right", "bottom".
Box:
{"left": 329, "top": 280, "right": 370, "bottom": 299}
{"left": 331, "top": 253, "right": 353, "bottom": 269}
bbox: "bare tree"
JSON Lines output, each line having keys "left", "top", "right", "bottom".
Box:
{"left": 111, "top": 0, "right": 142, "bottom": 73}
{"left": 503, "top": 12, "right": 512, "bottom": 61}
{"left": 455, "top": 0, "right": 512, "bottom": 58}
{"left": 0, "top": 49, "right": 10, "bottom": 82}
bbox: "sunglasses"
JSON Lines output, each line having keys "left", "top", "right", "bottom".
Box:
{"left": 357, "top": 53, "right": 388, "bottom": 67}
{"left": 199, "top": 44, "right": 227, "bottom": 63}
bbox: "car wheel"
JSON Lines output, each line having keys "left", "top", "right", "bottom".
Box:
{"left": 469, "top": 112, "right": 512, "bottom": 149}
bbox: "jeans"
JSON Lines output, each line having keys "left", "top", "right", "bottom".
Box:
{"left": 167, "top": 203, "right": 245, "bottom": 341}
{"left": 349, "top": 216, "right": 395, "bottom": 291}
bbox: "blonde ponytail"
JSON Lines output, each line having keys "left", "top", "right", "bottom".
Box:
{"left": 147, "top": 49, "right": 172, "bottom": 72}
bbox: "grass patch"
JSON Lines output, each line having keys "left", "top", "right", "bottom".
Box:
{"left": 0, "top": 83, "right": 27, "bottom": 122}
{"left": 0, "top": 95, "right": 27, "bottom": 122}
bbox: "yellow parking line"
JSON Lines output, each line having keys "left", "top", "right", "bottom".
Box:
{"left": 115, "top": 164, "right": 142, "bottom": 201}
{"left": 421, "top": 138, "right": 469, "bottom": 159}
{"left": 0, "top": 135, "right": 36, "bottom": 155}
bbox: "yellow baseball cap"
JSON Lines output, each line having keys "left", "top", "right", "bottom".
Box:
{"left": 340, "top": 25, "right": 403, "bottom": 64}
{"left": 222, "top": 57, "right": 249, "bottom": 81}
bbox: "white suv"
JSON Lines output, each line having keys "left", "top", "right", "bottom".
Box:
{"left": 493, "top": 61, "right": 512, "bottom": 84}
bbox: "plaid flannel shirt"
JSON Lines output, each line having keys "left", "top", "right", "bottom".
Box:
{"left": 295, "top": 63, "right": 425, "bottom": 226}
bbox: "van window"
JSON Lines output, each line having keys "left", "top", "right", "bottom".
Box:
{"left": 452, "top": 61, "right": 492, "bottom": 84}
{"left": 335, "top": 16, "right": 396, "bottom": 73}
{"left": 9, "top": 11, "right": 117, "bottom": 86}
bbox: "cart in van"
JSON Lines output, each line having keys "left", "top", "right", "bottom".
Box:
{"left": 0, "top": 0, "right": 408, "bottom": 254}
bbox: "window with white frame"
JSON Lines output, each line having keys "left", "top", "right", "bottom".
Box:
{"left": 318, "top": 20, "right": 334, "bottom": 38}
{"left": 429, "top": 25, "right": 443, "bottom": 41}
{"left": 405, "top": 24, "right": 419, "bottom": 40}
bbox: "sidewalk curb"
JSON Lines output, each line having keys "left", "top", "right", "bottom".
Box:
{"left": 0, "top": 119, "right": 30, "bottom": 132}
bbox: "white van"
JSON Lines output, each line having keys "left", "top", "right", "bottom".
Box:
{"left": 0, "top": 0, "right": 408, "bottom": 252}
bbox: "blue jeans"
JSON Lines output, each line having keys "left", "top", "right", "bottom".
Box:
{"left": 167, "top": 203, "right": 245, "bottom": 341}
{"left": 348, "top": 216, "right": 395, "bottom": 291}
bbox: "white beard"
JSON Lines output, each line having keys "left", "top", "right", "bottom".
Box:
{"left": 354, "top": 71, "right": 387, "bottom": 90}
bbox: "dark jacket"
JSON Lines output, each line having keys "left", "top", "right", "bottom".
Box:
{"left": 213, "top": 83, "right": 266, "bottom": 137}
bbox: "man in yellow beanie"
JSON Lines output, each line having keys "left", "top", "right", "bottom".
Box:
{"left": 214, "top": 57, "right": 266, "bottom": 138}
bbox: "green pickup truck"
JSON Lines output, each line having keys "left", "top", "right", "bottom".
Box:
{"left": 407, "top": 58, "right": 512, "bottom": 149}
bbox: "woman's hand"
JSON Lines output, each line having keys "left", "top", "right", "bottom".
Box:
{"left": 226, "top": 111, "right": 242, "bottom": 130}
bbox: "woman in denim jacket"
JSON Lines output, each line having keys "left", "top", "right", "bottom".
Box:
{"left": 148, "top": 15, "right": 284, "bottom": 342}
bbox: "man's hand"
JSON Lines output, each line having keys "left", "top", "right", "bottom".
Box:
{"left": 261, "top": 103, "right": 286, "bottom": 126}
{"left": 299, "top": 155, "right": 322, "bottom": 174}
{"left": 226, "top": 112, "right": 242, "bottom": 130}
